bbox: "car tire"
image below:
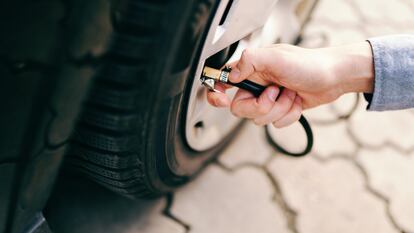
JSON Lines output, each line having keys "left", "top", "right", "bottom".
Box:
{"left": 67, "top": 0, "right": 241, "bottom": 198}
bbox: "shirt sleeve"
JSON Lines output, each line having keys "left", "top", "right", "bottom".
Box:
{"left": 364, "top": 34, "right": 414, "bottom": 111}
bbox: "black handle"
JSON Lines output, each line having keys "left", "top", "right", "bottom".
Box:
{"left": 228, "top": 79, "right": 313, "bottom": 157}
{"left": 228, "top": 80, "right": 266, "bottom": 97}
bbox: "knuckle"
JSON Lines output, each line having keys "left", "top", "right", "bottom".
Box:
{"left": 257, "top": 106, "right": 268, "bottom": 115}
{"left": 230, "top": 104, "right": 241, "bottom": 118}
{"left": 206, "top": 95, "right": 216, "bottom": 106}
{"left": 231, "top": 110, "right": 241, "bottom": 118}
{"left": 255, "top": 101, "right": 270, "bottom": 115}
{"left": 241, "top": 50, "right": 248, "bottom": 60}
{"left": 241, "top": 49, "right": 254, "bottom": 60}
{"left": 212, "top": 97, "right": 221, "bottom": 107}
{"left": 292, "top": 105, "right": 302, "bottom": 119}
{"left": 272, "top": 121, "right": 282, "bottom": 129}
{"left": 277, "top": 105, "right": 290, "bottom": 116}
{"left": 253, "top": 119, "right": 264, "bottom": 126}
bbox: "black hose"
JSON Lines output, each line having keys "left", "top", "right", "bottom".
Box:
{"left": 232, "top": 79, "right": 314, "bottom": 157}
{"left": 265, "top": 115, "right": 313, "bottom": 157}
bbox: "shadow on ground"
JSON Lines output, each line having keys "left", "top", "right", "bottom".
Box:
{"left": 44, "top": 174, "right": 180, "bottom": 233}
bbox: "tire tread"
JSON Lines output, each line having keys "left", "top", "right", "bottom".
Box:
{"left": 68, "top": 0, "right": 165, "bottom": 198}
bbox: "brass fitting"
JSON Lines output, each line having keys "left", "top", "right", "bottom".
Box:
{"left": 202, "top": 66, "right": 231, "bottom": 83}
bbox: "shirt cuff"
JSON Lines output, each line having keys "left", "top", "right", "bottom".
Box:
{"left": 365, "top": 34, "right": 414, "bottom": 111}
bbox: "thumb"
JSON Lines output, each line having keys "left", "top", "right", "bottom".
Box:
{"left": 229, "top": 48, "right": 266, "bottom": 83}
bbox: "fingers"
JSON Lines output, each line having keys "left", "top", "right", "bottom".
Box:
{"left": 230, "top": 86, "right": 279, "bottom": 118}
{"left": 272, "top": 96, "right": 302, "bottom": 128}
{"left": 209, "top": 81, "right": 303, "bottom": 128}
{"left": 207, "top": 92, "right": 230, "bottom": 107}
{"left": 253, "top": 89, "right": 297, "bottom": 125}
{"left": 228, "top": 49, "right": 267, "bottom": 83}
{"left": 231, "top": 87, "right": 302, "bottom": 128}
{"left": 206, "top": 83, "right": 231, "bottom": 107}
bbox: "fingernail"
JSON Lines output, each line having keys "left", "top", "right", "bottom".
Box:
{"left": 267, "top": 86, "right": 279, "bottom": 101}
{"left": 229, "top": 68, "right": 240, "bottom": 82}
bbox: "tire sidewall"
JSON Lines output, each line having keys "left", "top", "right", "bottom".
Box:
{"left": 145, "top": 0, "right": 239, "bottom": 193}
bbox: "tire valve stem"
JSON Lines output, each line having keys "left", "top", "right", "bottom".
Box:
{"left": 200, "top": 66, "right": 266, "bottom": 97}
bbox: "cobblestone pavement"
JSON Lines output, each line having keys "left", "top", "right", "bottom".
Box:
{"left": 145, "top": 0, "right": 414, "bottom": 233}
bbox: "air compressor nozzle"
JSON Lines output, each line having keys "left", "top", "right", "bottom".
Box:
{"left": 202, "top": 66, "right": 231, "bottom": 82}
{"left": 200, "top": 66, "right": 231, "bottom": 92}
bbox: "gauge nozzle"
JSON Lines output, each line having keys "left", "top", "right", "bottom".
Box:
{"left": 201, "top": 66, "right": 267, "bottom": 97}
{"left": 200, "top": 66, "right": 232, "bottom": 92}
{"left": 202, "top": 66, "right": 231, "bottom": 83}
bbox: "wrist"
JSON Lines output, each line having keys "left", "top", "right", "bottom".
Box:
{"left": 327, "top": 42, "right": 375, "bottom": 94}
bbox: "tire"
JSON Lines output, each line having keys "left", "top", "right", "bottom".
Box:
{"left": 67, "top": 0, "right": 239, "bottom": 198}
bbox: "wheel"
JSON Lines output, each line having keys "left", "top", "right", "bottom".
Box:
{"left": 67, "top": 0, "right": 319, "bottom": 198}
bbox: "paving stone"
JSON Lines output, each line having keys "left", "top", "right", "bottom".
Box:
{"left": 303, "top": 94, "right": 361, "bottom": 124}
{"left": 300, "top": 23, "right": 332, "bottom": 48}
{"left": 301, "top": 20, "right": 366, "bottom": 48}
{"left": 73, "top": 198, "right": 185, "bottom": 233}
{"left": 312, "top": 121, "right": 357, "bottom": 158}
{"left": 303, "top": 104, "right": 339, "bottom": 123}
{"left": 399, "top": 0, "right": 414, "bottom": 10}
{"left": 299, "top": 30, "right": 329, "bottom": 49}
{"left": 266, "top": 121, "right": 310, "bottom": 155}
{"left": 329, "top": 93, "right": 361, "bottom": 118}
{"left": 327, "top": 28, "right": 367, "bottom": 47}
{"left": 348, "top": 0, "right": 414, "bottom": 24}
{"left": 172, "top": 165, "right": 289, "bottom": 233}
{"left": 126, "top": 199, "right": 186, "bottom": 233}
{"left": 267, "top": 156, "right": 398, "bottom": 233}
{"left": 45, "top": 177, "right": 185, "bottom": 233}
{"left": 268, "top": 94, "right": 359, "bottom": 159}
{"left": 363, "top": 24, "right": 410, "bottom": 38}
{"left": 349, "top": 103, "right": 414, "bottom": 150}
{"left": 219, "top": 122, "right": 273, "bottom": 168}
{"left": 357, "top": 148, "right": 414, "bottom": 233}
{"left": 311, "top": 0, "right": 360, "bottom": 24}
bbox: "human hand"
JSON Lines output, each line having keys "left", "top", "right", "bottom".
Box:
{"left": 207, "top": 42, "right": 374, "bottom": 128}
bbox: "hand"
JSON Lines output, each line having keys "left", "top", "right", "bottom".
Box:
{"left": 207, "top": 42, "right": 374, "bottom": 128}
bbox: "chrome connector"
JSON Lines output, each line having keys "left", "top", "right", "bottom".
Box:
{"left": 200, "top": 76, "right": 218, "bottom": 92}
{"left": 200, "top": 66, "right": 232, "bottom": 92}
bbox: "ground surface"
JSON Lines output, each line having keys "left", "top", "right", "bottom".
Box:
{"left": 46, "top": 0, "right": 414, "bottom": 232}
